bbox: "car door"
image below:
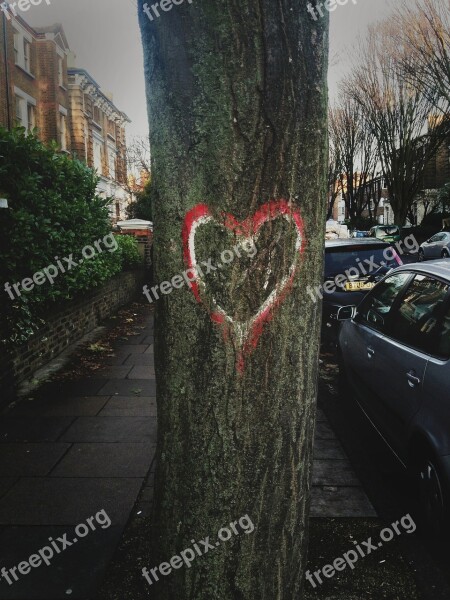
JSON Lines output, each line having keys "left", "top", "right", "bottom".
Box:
{"left": 340, "top": 272, "right": 412, "bottom": 422}
{"left": 369, "top": 275, "right": 449, "bottom": 458}
{"left": 424, "top": 233, "right": 445, "bottom": 258}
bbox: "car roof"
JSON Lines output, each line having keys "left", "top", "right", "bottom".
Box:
{"left": 325, "top": 239, "right": 389, "bottom": 248}
{"left": 394, "top": 260, "right": 450, "bottom": 281}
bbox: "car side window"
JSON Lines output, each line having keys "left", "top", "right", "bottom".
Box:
{"left": 356, "top": 273, "right": 411, "bottom": 333}
{"left": 390, "top": 275, "right": 449, "bottom": 355}
{"left": 437, "top": 303, "right": 450, "bottom": 359}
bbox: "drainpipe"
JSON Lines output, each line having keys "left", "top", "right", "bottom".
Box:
{"left": 2, "top": 12, "right": 11, "bottom": 130}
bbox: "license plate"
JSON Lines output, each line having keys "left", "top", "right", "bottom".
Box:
{"left": 345, "top": 281, "right": 376, "bottom": 291}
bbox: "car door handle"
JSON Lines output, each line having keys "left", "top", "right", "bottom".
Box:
{"left": 407, "top": 371, "right": 421, "bottom": 388}
{"left": 367, "top": 346, "right": 375, "bottom": 358}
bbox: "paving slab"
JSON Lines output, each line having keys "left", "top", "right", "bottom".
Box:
{"left": 314, "top": 421, "right": 336, "bottom": 440}
{"left": 123, "top": 353, "right": 155, "bottom": 366}
{"left": 144, "top": 344, "right": 154, "bottom": 355}
{"left": 0, "top": 417, "right": 74, "bottom": 442}
{"left": 96, "top": 379, "right": 156, "bottom": 396}
{"left": 312, "top": 460, "right": 361, "bottom": 487}
{"left": 88, "top": 366, "right": 132, "bottom": 380}
{"left": 50, "top": 443, "right": 156, "bottom": 478}
{"left": 313, "top": 438, "right": 347, "bottom": 460}
{"left": 142, "top": 336, "right": 154, "bottom": 345}
{"left": 126, "top": 366, "right": 155, "bottom": 380}
{"left": 0, "top": 524, "right": 122, "bottom": 600}
{"left": 7, "top": 396, "right": 110, "bottom": 417}
{"left": 39, "top": 380, "right": 108, "bottom": 399}
{"left": 109, "top": 345, "right": 148, "bottom": 356}
{"left": 59, "top": 417, "right": 157, "bottom": 443}
{"left": 310, "top": 486, "right": 377, "bottom": 517}
{"left": 98, "top": 397, "right": 157, "bottom": 417}
{"left": 0, "top": 478, "right": 143, "bottom": 525}
{"left": 0, "top": 444, "right": 71, "bottom": 477}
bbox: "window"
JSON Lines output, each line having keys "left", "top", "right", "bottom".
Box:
{"left": 14, "top": 91, "right": 37, "bottom": 132}
{"left": 436, "top": 303, "right": 450, "bottom": 359}
{"left": 13, "top": 29, "right": 32, "bottom": 73}
{"left": 357, "top": 272, "right": 411, "bottom": 333}
{"left": 108, "top": 148, "right": 116, "bottom": 180}
{"left": 93, "top": 106, "right": 102, "bottom": 127}
{"left": 23, "top": 40, "right": 31, "bottom": 72}
{"left": 390, "top": 275, "right": 449, "bottom": 355}
{"left": 59, "top": 113, "right": 67, "bottom": 151}
{"left": 93, "top": 139, "right": 103, "bottom": 173}
{"left": 27, "top": 104, "right": 36, "bottom": 130}
{"left": 430, "top": 233, "right": 446, "bottom": 243}
{"left": 107, "top": 119, "right": 116, "bottom": 138}
{"left": 14, "top": 95, "right": 23, "bottom": 126}
{"left": 13, "top": 30, "right": 19, "bottom": 64}
{"left": 58, "top": 56, "right": 64, "bottom": 87}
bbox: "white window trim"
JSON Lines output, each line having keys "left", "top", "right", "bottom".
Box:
{"left": 14, "top": 87, "right": 37, "bottom": 132}
{"left": 14, "top": 87, "right": 37, "bottom": 107}
{"left": 58, "top": 105, "right": 68, "bottom": 116}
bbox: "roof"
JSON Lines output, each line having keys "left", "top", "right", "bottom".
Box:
{"left": 394, "top": 260, "right": 450, "bottom": 281}
{"left": 325, "top": 239, "right": 389, "bottom": 249}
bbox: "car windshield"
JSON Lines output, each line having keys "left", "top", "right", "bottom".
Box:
{"left": 325, "top": 245, "right": 400, "bottom": 277}
{"left": 377, "top": 226, "right": 399, "bottom": 236}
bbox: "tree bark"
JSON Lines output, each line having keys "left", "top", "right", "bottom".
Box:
{"left": 139, "top": 2, "right": 329, "bottom": 599}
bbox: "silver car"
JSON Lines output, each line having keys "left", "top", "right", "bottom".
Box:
{"left": 338, "top": 261, "right": 450, "bottom": 534}
{"left": 419, "top": 231, "right": 450, "bottom": 260}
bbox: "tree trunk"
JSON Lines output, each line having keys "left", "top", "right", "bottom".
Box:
{"left": 139, "top": 2, "right": 329, "bottom": 599}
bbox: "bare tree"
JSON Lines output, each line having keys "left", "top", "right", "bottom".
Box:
{"left": 394, "top": 0, "right": 450, "bottom": 110}
{"left": 329, "top": 96, "right": 378, "bottom": 225}
{"left": 327, "top": 133, "right": 342, "bottom": 220}
{"left": 347, "top": 22, "right": 450, "bottom": 225}
{"left": 126, "top": 135, "right": 151, "bottom": 181}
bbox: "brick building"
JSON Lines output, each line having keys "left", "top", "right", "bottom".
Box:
{"left": 0, "top": 12, "right": 131, "bottom": 221}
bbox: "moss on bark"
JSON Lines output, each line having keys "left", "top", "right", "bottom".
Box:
{"left": 139, "top": 1, "right": 329, "bottom": 598}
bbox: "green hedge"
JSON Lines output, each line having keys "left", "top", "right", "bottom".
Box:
{"left": 0, "top": 128, "right": 139, "bottom": 344}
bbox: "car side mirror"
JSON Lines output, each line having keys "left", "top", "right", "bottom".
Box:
{"left": 337, "top": 305, "right": 357, "bottom": 321}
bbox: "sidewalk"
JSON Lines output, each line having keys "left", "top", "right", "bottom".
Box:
{"left": 0, "top": 308, "right": 157, "bottom": 600}
{"left": 0, "top": 304, "right": 375, "bottom": 599}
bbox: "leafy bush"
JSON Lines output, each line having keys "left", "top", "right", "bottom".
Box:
{"left": 116, "top": 235, "right": 143, "bottom": 269}
{"left": 0, "top": 128, "right": 131, "bottom": 344}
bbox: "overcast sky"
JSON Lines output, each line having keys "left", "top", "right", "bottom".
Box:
{"left": 25, "top": 0, "right": 398, "bottom": 142}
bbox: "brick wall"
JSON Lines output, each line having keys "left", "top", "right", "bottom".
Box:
{"left": 0, "top": 270, "right": 146, "bottom": 406}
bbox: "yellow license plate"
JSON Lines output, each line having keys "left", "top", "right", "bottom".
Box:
{"left": 345, "top": 281, "right": 376, "bottom": 291}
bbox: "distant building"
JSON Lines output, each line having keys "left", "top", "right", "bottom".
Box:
{"left": 0, "top": 12, "right": 131, "bottom": 222}
{"left": 67, "top": 65, "right": 131, "bottom": 222}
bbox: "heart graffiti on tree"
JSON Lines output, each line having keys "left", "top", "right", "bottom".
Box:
{"left": 182, "top": 200, "right": 305, "bottom": 372}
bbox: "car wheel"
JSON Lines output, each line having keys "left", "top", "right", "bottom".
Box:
{"left": 416, "top": 455, "right": 447, "bottom": 537}
{"left": 418, "top": 249, "right": 425, "bottom": 262}
{"left": 442, "top": 249, "right": 450, "bottom": 259}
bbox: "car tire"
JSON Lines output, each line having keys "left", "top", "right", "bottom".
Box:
{"left": 418, "top": 249, "right": 425, "bottom": 262}
{"left": 442, "top": 249, "right": 450, "bottom": 259}
{"left": 415, "top": 454, "right": 447, "bottom": 537}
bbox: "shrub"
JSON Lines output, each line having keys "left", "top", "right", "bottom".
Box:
{"left": 116, "top": 235, "right": 143, "bottom": 269}
{"left": 0, "top": 128, "right": 125, "bottom": 344}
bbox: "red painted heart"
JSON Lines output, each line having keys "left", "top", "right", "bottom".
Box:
{"left": 182, "top": 200, "right": 305, "bottom": 372}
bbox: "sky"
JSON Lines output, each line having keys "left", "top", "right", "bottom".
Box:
{"left": 23, "top": 0, "right": 399, "bottom": 142}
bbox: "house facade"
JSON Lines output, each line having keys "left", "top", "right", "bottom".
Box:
{"left": 0, "top": 12, "right": 131, "bottom": 222}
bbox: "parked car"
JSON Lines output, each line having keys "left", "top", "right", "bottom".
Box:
{"left": 369, "top": 225, "right": 402, "bottom": 243}
{"left": 418, "top": 231, "right": 450, "bottom": 261}
{"left": 352, "top": 230, "right": 370, "bottom": 238}
{"left": 337, "top": 260, "right": 450, "bottom": 534}
{"left": 322, "top": 239, "right": 402, "bottom": 338}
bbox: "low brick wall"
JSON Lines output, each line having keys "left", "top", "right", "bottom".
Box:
{"left": 1, "top": 270, "right": 146, "bottom": 405}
